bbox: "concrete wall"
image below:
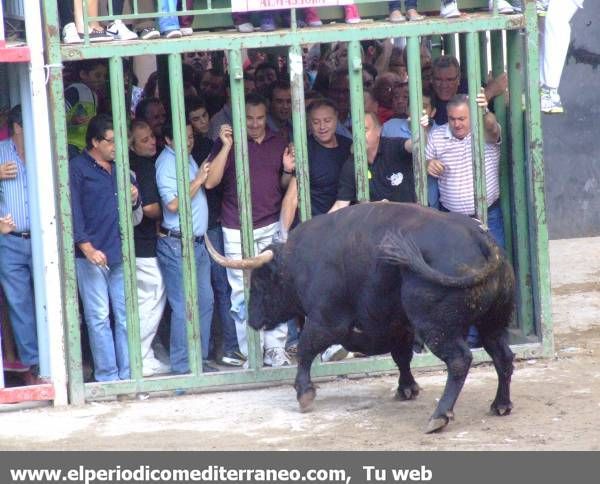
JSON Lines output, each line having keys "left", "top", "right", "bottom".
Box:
{"left": 542, "top": 1, "right": 600, "bottom": 239}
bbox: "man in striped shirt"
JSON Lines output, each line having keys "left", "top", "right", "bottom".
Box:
{"left": 425, "top": 90, "right": 503, "bottom": 245}
{"left": 425, "top": 91, "right": 503, "bottom": 348}
{"left": 0, "top": 105, "right": 39, "bottom": 377}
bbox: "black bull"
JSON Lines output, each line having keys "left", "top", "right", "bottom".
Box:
{"left": 206, "top": 202, "right": 515, "bottom": 433}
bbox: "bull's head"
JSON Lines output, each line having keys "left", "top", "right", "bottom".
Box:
{"left": 204, "top": 235, "right": 295, "bottom": 331}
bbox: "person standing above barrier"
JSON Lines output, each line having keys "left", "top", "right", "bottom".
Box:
{"left": 0, "top": 105, "right": 42, "bottom": 383}
{"left": 128, "top": 120, "right": 170, "bottom": 377}
{"left": 155, "top": 121, "right": 217, "bottom": 374}
{"left": 205, "top": 93, "right": 295, "bottom": 368}
{"left": 425, "top": 91, "right": 503, "bottom": 347}
{"left": 70, "top": 114, "right": 142, "bottom": 382}
{"left": 540, "top": 0, "right": 585, "bottom": 114}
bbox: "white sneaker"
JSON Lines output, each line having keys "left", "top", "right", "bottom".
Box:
{"left": 263, "top": 347, "right": 291, "bottom": 367}
{"left": 142, "top": 358, "right": 171, "bottom": 377}
{"left": 180, "top": 27, "right": 193, "bottom": 36}
{"left": 321, "top": 344, "right": 349, "bottom": 362}
{"left": 236, "top": 22, "right": 254, "bottom": 33}
{"left": 489, "top": 0, "right": 515, "bottom": 14}
{"left": 440, "top": 1, "right": 461, "bottom": 18}
{"left": 62, "top": 22, "right": 82, "bottom": 44}
{"left": 106, "top": 19, "right": 138, "bottom": 40}
{"left": 540, "top": 86, "right": 564, "bottom": 114}
{"left": 536, "top": 0, "right": 549, "bottom": 16}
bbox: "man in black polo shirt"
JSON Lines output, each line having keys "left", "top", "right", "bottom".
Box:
{"left": 330, "top": 111, "right": 427, "bottom": 212}
{"left": 129, "top": 119, "right": 169, "bottom": 377}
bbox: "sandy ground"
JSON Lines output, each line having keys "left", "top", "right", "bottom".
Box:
{"left": 1, "top": 237, "right": 600, "bottom": 451}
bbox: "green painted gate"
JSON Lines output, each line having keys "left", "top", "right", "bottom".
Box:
{"left": 42, "top": 0, "right": 552, "bottom": 404}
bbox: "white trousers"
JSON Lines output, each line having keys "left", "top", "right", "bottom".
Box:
{"left": 136, "top": 257, "right": 167, "bottom": 370}
{"left": 540, "top": 0, "right": 584, "bottom": 89}
{"left": 222, "top": 222, "right": 287, "bottom": 357}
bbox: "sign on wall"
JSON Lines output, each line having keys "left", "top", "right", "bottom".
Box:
{"left": 231, "top": 0, "right": 351, "bottom": 13}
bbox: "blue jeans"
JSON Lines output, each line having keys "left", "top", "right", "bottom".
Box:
{"left": 157, "top": 0, "right": 180, "bottom": 34}
{"left": 75, "top": 258, "right": 129, "bottom": 381}
{"left": 207, "top": 226, "right": 239, "bottom": 355}
{"left": 389, "top": 1, "right": 418, "bottom": 11}
{"left": 156, "top": 235, "right": 214, "bottom": 373}
{"left": 486, "top": 204, "right": 505, "bottom": 249}
{"left": 0, "top": 236, "right": 38, "bottom": 366}
{"left": 428, "top": 176, "right": 440, "bottom": 209}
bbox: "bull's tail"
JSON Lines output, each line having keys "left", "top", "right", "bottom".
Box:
{"left": 379, "top": 228, "right": 502, "bottom": 288}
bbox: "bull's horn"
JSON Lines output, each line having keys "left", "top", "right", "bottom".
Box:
{"left": 204, "top": 232, "right": 274, "bottom": 270}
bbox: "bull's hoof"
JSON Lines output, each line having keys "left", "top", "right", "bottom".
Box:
{"left": 491, "top": 401, "right": 513, "bottom": 416}
{"left": 395, "top": 383, "right": 420, "bottom": 401}
{"left": 298, "top": 387, "right": 316, "bottom": 413}
{"left": 425, "top": 416, "right": 449, "bottom": 434}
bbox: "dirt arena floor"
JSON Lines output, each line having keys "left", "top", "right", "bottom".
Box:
{"left": 1, "top": 237, "right": 599, "bottom": 451}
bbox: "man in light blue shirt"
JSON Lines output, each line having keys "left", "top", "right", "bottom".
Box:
{"left": 0, "top": 105, "right": 39, "bottom": 377}
{"left": 155, "top": 121, "right": 215, "bottom": 373}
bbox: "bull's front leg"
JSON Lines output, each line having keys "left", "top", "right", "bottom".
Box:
{"left": 294, "top": 322, "right": 336, "bottom": 412}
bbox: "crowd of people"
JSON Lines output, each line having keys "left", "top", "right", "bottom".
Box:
{"left": 0, "top": 0, "right": 583, "bottom": 384}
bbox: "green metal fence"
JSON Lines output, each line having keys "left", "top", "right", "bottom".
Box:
{"left": 42, "top": 0, "right": 552, "bottom": 404}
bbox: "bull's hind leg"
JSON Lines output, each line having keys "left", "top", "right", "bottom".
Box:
{"left": 480, "top": 326, "right": 514, "bottom": 416}
{"left": 419, "top": 329, "right": 473, "bottom": 433}
{"left": 391, "top": 334, "right": 420, "bottom": 401}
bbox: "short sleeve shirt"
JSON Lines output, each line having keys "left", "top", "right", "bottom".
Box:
{"left": 130, "top": 151, "right": 160, "bottom": 258}
{"left": 308, "top": 135, "right": 352, "bottom": 215}
{"left": 336, "top": 137, "right": 415, "bottom": 204}
{"left": 208, "top": 129, "right": 286, "bottom": 230}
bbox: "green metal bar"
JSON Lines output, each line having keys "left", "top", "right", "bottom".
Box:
{"left": 491, "top": 30, "right": 513, "bottom": 260}
{"left": 82, "top": 0, "right": 90, "bottom": 46}
{"left": 407, "top": 36, "right": 427, "bottom": 206}
{"left": 133, "top": 0, "right": 139, "bottom": 15}
{"left": 42, "top": 0, "right": 86, "bottom": 405}
{"left": 506, "top": 29, "right": 534, "bottom": 337}
{"left": 522, "top": 1, "right": 553, "bottom": 350}
{"left": 347, "top": 40, "right": 368, "bottom": 202}
{"left": 288, "top": 44, "right": 311, "bottom": 222}
{"left": 167, "top": 53, "right": 203, "bottom": 374}
{"left": 228, "top": 49, "right": 261, "bottom": 370}
{"left": 108, "top": 0, "right": 113, "bottom": 17}
{"left": 61, "top": 16, "right": 527, "bottom": 60}
{"left": 443, "top": 33, "right": 457, "bottom": 58}
{"left": 108, "top": 57, "right": 143, "bottom": 381}
{"left": 465, "top": 31, "right": 488, "bottom": 223}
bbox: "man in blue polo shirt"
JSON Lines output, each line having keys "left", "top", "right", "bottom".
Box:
{"left": 155, "top": 121, "right": 216, "bottom": 374}
{"left": 0, "top": 105, "right": 40, "bottom": 380}
{"left": 69, "top": 114, "right": 141, "bottom": 382}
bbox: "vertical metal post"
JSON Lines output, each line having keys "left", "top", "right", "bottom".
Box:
{"left": 491, "top": 30, "right": 513, "bottom": 260}
{"left": 167, "top": 53, "right": 202, "bottom": 374}
{"left": 108, "top": 57, "right": 143, "bottom": 381}
{"left": 465, "top": 31, "right": 487, "bottom": 223}
{"left": 288, "top": 44, "right": 311, "bottom": 222}
{"left": 407, "top": 36, "right": 427, "bottom": 206}
{"left": 507, "top": 29, "right": 534, "bottom": 336}
{"left": 522, "top": 2, "right": 553, "bottom": 350}
{"left": 228, "top": 49, "right": 260, "bottom": 369}
{"left": 41, "top": 0, "right": 85, "bottom": 404}
{"left": 347, "top": 40, "right": 368, "bottom": 202}
{"left": 21, "top": 0, "right": 68, "bottom": 404}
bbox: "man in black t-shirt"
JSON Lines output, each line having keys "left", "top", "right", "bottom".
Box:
{"left": 280, "top": 99, "right": 353, "bottom": 233}
{"left": 330, "top": 111, "right": 425, "bottom": 212}
{"left": 129, "top": 120, "right": 169, "bottom": 377}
